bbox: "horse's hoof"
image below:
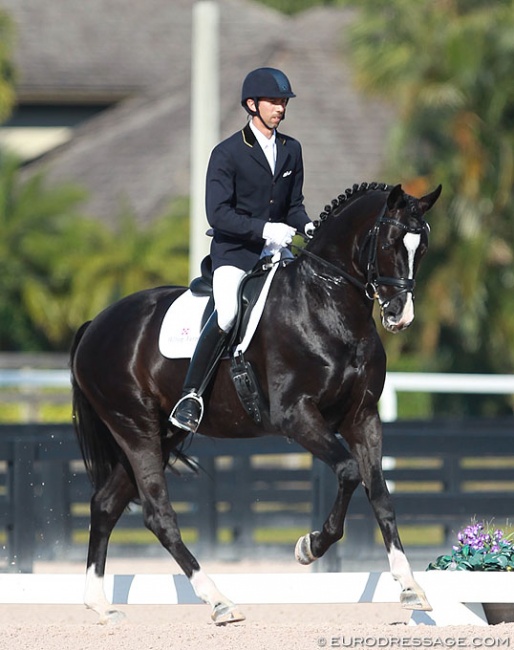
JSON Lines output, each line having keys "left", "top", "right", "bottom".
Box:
{"left": 400, "top": 588, "right": 432, "bottom": 611}
{"left": 295, "top": 531, "right": 319, "bottom": 565}
{"left": 98, "top": 608, "right": 127, "bottom": 625}
{"left": 211, "top": 602, "right": 246, "bottom": 625}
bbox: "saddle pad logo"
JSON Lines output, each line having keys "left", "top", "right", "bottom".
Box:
{"left": 159, "top": 292, "right": 209, "bottom": 359}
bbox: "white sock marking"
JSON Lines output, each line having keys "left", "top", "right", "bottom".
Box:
{"left": 84, "top": 564, "right": 110, "bottom": 611}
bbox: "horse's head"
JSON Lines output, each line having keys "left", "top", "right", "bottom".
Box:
{"left": 299, "top": 181, "right": 441, "bottom": 333}
{"left": 369, "top": 183, "right": 442, "bottom": 332}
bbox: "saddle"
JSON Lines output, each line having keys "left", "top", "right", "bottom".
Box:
{"left": 189, "top": 253, "right": 291, "bottom": 424}
{"left": 189, "top": 255, "right": 276, "bottom": 336}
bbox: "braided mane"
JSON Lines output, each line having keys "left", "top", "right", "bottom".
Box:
{"left": 318, "top": 181, "right": 393, "bottom": 221}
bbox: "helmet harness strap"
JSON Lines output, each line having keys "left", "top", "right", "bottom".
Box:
{"left": 246, "top": 98, "right": 287, "bottom": 133}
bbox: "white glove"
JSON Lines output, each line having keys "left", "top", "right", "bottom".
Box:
{"left": 304, "top": 222, "right": 316, "bottom": 238}
{"left": 262, "top": 222, "right": 296, "bottom": 248}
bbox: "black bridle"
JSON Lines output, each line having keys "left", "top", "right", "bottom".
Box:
{"left": 292, "top": 203, "right": 429, "bottom": 311}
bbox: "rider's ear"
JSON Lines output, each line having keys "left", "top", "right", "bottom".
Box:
{"left": 386, "top": 184, "right": 405, "bottom": 212}
{"left": 419, "top": 184, "right": 442, "bottom": 213}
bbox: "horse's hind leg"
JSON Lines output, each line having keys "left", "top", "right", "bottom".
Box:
{"left": 84, "top": 462, "right": 137, "bottom": 624}
{"left": 139, "top": 467, "right": 245, "bottom": 623}
{"left": 107, "top": 425, "right": 244, "bottom": 625}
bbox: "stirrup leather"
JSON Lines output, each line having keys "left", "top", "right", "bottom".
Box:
{"left": 169, "top": 392, "right": 204, "bottom": 432}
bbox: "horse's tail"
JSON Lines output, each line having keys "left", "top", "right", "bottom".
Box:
{"left": 70, "top": 321, "right": 119, "bottom": 491}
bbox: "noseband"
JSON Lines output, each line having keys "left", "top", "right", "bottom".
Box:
{"left": 294, "top": 203, "right": 429, "bottom": 310}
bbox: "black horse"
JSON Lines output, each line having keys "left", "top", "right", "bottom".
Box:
{"left": 70, "top": 181, "right": 441, "bottom": 624}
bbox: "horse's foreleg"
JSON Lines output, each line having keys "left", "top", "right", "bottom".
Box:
{"left": 369, "top": 477, "right": 431, "bottom": 610}
{"left": 295, "top": 454, "right": 361, "bottom": 565}
{"left": 84, "top": 464, "right": 137, "bottom": 624}
{"left": 289, "top": 416, "right": 361, "bottom": 564}
{"left": 352, "top": 424, "right": 431, "bottom": 611}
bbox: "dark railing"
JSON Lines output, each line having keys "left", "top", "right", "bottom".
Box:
{"left": 1, "top": 418, "right": 513, "bottom": 573}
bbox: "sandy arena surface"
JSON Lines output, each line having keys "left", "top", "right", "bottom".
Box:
{"left": 1, "top": 558, "right": 513, "bottom": 650}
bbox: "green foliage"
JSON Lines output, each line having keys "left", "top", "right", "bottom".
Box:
{"left": 0, "top": 152, "right": 89, "bottom": 349}
{"left": 254, "top": 0, "right": 344, "bottom": 16}
{"left": 342, "top": 0, "right": 514, "bottom": 415}
{"left": 0, "top": 154, "right": 190, "bottom": 351}
{"left": 428, "top": 520, "right": 514, "bottom": 571}
{"left": 33, "top": 198, "right": 191, "bottom": 348}
{"left": 0, "top": 9, "right": 16, "bottom": 122}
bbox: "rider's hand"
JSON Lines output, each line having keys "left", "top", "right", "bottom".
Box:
{"left": 304, "top": 222, "right": 316, "bottom": 238}
{"left": 262, "top": 222, "right": 296, "bottom": 248}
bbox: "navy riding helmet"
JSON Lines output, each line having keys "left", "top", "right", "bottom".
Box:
{"left": 241, "top": 67, "right": 296, "bottom": 117}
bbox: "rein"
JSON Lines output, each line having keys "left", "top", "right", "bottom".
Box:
{"left": 293, "top": 202, "right": 428, "bottom": 309}
{"left": 291, "top": 242, "right": 367, "bottom": 292}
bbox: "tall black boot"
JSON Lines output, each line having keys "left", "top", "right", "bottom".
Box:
{"left": 169, "top": 312, "right": 228, "bottom": 432}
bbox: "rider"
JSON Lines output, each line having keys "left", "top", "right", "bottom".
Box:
{"left": 170, "top": 67, "right": 314, "bottom": 433}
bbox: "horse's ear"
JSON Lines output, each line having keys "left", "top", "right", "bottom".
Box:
{"left": 386, "top": 184, "right": 405, "bottom": 211}
{"left": 419, "top": 184, "right": 442, "bottom": 213}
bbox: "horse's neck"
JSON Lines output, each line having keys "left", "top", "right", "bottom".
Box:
{"left": 283, "top": 194, "right": 383, "bottom": 320}
{"left": 304, "top": 218, "right": 370, "bottom": 279}
{"left": 284, "top": 250, "right": 374, "bottom": 322}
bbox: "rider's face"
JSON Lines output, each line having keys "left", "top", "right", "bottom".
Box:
{"left": 248, "top": 97, "right": 288, "bottom": 133}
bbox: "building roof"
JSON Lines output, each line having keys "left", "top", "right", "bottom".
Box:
{"left": 2, "top": 0, "right": 394, "bottom": 223}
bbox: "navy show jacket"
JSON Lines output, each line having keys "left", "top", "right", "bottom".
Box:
{"left": 206, "top": 122, "right": 311, "bottom": 271}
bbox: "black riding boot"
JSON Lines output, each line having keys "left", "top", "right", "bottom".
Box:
{"left": 169, "top": 313, "right": 228, "bottom": 432}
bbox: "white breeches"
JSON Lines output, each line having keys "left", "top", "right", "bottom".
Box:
{"left": 212, "top": 266, "right": 247, "bottom": 332}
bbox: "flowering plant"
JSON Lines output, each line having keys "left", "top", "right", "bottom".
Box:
{"left": 427, "top": 520, "right": 514, "bottom": 571}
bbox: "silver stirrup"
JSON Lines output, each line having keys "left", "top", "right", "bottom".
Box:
{"left": 169, "top": 392, "right": 204, "bottom": 432}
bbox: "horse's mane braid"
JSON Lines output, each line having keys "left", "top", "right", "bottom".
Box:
{"left": 319, "top": 181, "right": 392, "bottom": 221}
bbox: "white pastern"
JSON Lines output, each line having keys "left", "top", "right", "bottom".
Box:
{"left": 190, "top": 568, "right": 245, "bottom": 624}
{"left": 84, "top": 564, "right": 108, "bottom": 609}
{"left": 388, "top": 546, "right": 416, "bottom": 587}
{"left": 398, "top": 232, "right": 421, "bottom": 326}
{"left": 387, "top": 546, "right": 431, "bottom": 610}
{"left": 190, "top": 568, "right": 231, "bottom": 607}
{"left": 84, "top": 563, "right": 125, "bottom": 623}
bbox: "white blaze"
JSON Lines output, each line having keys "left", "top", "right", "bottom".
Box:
{"left": 398, "top": 232, "right": 421, "bottom": 325}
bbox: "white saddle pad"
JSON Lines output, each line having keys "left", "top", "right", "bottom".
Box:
{"left": 158, "top": 262, "right": 279, "bottom": 359}
{"left": 158, "top": 291, "right": 210, "bottom": 359}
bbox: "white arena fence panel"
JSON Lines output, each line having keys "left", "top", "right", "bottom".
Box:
{"left": 1, "top": 571, "right": 514, "bottom": 626}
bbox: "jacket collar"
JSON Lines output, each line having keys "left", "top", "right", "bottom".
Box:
{"left": 241, "top": 123, "right": 288, "bottom": 177}
{"left": 242, "top": 122, "right": 286, "bottom": 148}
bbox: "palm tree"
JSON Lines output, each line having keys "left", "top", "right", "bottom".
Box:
{"left": 0, "top": 153, "right": 89, "bottom": 349}
{"left": 0, "top": 9, "right": 16, "bottom": 122}
{"left": 23, "top": 198, "right": 191, "bottom": 349}
{"left": 0, "top": 153, "right": 191, "bottom": 350}
{"left": 0, "top": 155, "right": 189, "bottom": 350}
{"left": 342, "top": 0, "right": 514, "bottom": 414}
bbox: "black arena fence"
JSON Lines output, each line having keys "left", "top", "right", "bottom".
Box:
{"left": 0, "top": 418, "right": 513, "bottom": 573}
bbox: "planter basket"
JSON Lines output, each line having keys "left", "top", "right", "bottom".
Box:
{"left": 483, "top": 603, "right": 514, "bottom": 625}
